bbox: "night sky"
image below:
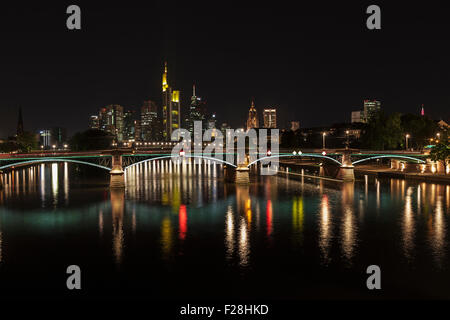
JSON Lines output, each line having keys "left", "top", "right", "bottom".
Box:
{"left": 1, "top": 1, "right": 449, "bottom": 137}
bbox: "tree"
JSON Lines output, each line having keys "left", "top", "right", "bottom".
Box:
{"left": 401, "top": 114, "right": 437, "bottom": 150}
{"left": 361, "top": 111, "right": 403, "bottom": 150}
{"left": 430, "top": 142, "right": 450, "bottom": 175}
{"left": 69, "top": 129, "right": 114, "bottom": 151}
{"left": 16, "top": 131, "right": 38, "bottom": 152}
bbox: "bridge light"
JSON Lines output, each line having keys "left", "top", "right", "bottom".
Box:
{"left": 267, "top": 150, "right": 272, "bottom": 156}
{"left": 298, "top": 151, "right": 302, "bottom": 155}
{"left": 322, "top": 151, "right": 327, "bottom": 156}
{"left": 64, "top": 144, "right": 68, "bottom": 149}
{"left": 292, "top": 151, "right": 297, "bottom": 155}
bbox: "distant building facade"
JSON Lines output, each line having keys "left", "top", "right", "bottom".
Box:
{"left": 263, "top": 108, "right": 277, "bottom": 128}
{"left": 141, "top": 100, "right": 158, "bottom": 141}
{"left": 89, "top": 115, "right": 100, "bottom": 129}
{"left": 290, "top": 121, "right": 300, "bottom": 131}
{"left": 99, "top": 104, "right": 124, "bottom": 142}
{"left": 246, "top": 100, "right": 259, "bottom": 130}
{"left": 39, "top": 127, "right": 67, "bottom": 149}
{"left": 351, "top": 110, "right": 365, "bottom": 123}
{"left": 363, "top": 99, "right": 381, "bottom": 122}
{"left": 185, "top": 84, "right": 207, "bottom": 135}
{"left": 123, "top": 110, "right": 136, "bottom": 141}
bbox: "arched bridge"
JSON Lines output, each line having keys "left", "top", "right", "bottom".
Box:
{"left": 0, "top": 148, "right": 431, "bottom": 187}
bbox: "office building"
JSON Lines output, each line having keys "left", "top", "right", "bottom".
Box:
{"left": 162, "top": 62, "right": 181, "bottom": 140}
{"left": 141, "top": 100, "right": 158, "bottom": 141}
{"left": 263, "top": 108, "right": 277, "bottom": 128}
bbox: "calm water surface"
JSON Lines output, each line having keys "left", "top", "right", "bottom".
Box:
{"left": 0, "top": 160, "right": 449, "bottom": 299}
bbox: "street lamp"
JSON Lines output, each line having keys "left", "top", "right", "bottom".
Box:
{"left": 345, "top": 130, "right": 350, "bottom": 149}
{"left": 405, "top": 134, "right": 410, "bottom": 150}
{"left": 322, "top": 132, "right": 326, "bottom": 149}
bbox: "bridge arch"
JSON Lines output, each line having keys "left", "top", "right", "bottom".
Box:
{"left": 247, "top": 153, "right": 343, "bottom": 167}
{"left": 352, "top": 155, "right": 426, "bottom": 165}
{"left": 124, "top": 154, "right": 237, "bottom": 170}
{"left": 0, "top": 158, "right": 111, "bottom": 171}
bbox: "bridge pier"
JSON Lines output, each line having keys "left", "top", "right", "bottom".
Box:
{"left": 337, "top": 150, "right": 355, "bottom": 181}
{"left": 110, "top": 152, "right": 125, "bottom": 188}
{"left": 235, "top": 164, "right": 250, "bottom": 184}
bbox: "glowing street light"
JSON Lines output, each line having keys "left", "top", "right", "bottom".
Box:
{"left": 292, "top": 151, "right": 297, "bottom": 155}
{"left": 322, "top": 132, "right": 326, "bottom": 149}
{"left": 322, "top": 151, "right": 327, "bottom": 156}
{"left": 405, "top": 134, "right": 410, "bottom": 150}
{"left": 267, "top": 150, "right": 272, "bottom": 156}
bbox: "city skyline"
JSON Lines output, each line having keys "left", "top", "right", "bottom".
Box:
{"left": 1, "top": 2, "right": 450, "bottom": 137}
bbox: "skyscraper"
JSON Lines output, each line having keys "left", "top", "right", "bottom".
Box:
{"left": 123, "top": 110, "right": 136, "bottom": 141}
{"left": 89, "top": 115, "right": 100, "bottom": 129}
{"left": 185, "top": 84, "right": 207, "bottom": 135}
{"left": 363, "top": 100, "right": 381, "bottom": 122}
{"left": 246, "top": 99, "right": 259, "bottom": 130}
{"left": 162, "top": 62, "right": 181, "bottom": 140}
{"left": 171, "top": 90, "right": 181, "bottom": 138}
{"left": 98, "top": 105, "right": 124, "bottom": 142}
{"left": 141, "top": 100, "right": 158, "bottom": 141}
{"left": 134, "top": 120, "right": 142, "bottom": 142}
{"left": 263, "top": 108, "right": 277, "bottom": 128}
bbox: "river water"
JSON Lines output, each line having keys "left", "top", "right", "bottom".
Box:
{"left": 0, "top": 160, "right": 449, "bottom": 300}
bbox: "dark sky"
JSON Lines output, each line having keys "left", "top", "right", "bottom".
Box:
{"left": 1, "top": 1, "right": 450, "bottom": 137}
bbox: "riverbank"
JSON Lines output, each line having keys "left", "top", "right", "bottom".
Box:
{"left": 355, "top": 165, "right": 450, "bottom": 184}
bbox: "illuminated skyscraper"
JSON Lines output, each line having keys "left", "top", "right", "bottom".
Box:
{"left": 363, "top": 99, "right": 381, "bottom": 122}
{"left": 185, "top": 84, "right": 207, "bottom": 134}
{"left": 89, "top": 115, "right": 100, "bottom": 129}
{"left": 162, "top": 62, "right": 181, "bottom": 140}
{"left": 123, "top": 110, "right": 135, "bottom": 141}
{"left": 246, "top": 99, "right": 259, "bottom": 130}
{"left": 141, "top": 100, "right": 158, "bottom": 141}
{"left": 263, "top": 108, "right": 277, "bottom": 128}
{"left": 98, "top": 104, "right": 124, "bottom": 142}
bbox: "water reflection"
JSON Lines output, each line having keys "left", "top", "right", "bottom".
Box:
{"left": 401, "top": 187, "right": 415, "bottom": 262}
{"left": 430, "top": 195, "right": 446, "bottom": 268}
{"left": 0, "top": 162, "right": 450, "bottom": 294}
{"left": 292, "top": 196, "right": 304, "bottom": 245}
{"left": 318, "top": 194, "right": 332, "bottom": 265}
{"left": 225, "top": 205, "right": 234, "bottom": 261}
{"left": 238, "top": 217, "right": 250, "bottom": 267}
{"left": 340, "top": 182, "right": 357, "bottom": 265}
{"left": 111, "top": 189, "right": 125, "bottom": 266}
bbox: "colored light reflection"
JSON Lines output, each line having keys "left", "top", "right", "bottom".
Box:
{"left": 179, "top": 204, "right": 187, "bottom": 240}
{"left": 266, "top": 199, "right": 273, "bottom": 237}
